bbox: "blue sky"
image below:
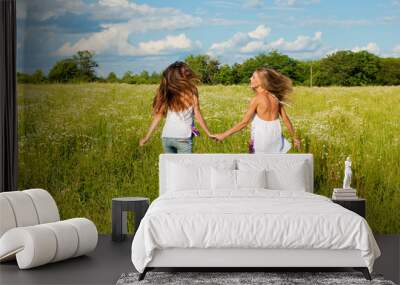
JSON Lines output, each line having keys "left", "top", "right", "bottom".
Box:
{"left": 16, "top": 0, "right": 400, "bottom": 77}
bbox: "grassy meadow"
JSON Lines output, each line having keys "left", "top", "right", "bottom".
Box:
{"left": 17, "top": 83, "right": 400, "bottom": 234}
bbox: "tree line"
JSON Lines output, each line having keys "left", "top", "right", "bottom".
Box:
{"left": 18, "top": 50, "right": 400, "bottom": 86}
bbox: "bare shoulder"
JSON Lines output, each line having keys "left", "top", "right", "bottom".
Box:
{"left": 191, "top": 93, "right": 199, "bottom": 106}
{"left": 279, "top": 104, "right": 287, "bottom": 114}
{"left": 244, "top": 96, "right": 257, "bottom": 112}
{"left": 250, "top": 95, "right": 260, "bottom": 104}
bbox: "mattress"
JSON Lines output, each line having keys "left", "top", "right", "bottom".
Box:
{"left": 131, "top": 189, "right": 381, "bottom": 273}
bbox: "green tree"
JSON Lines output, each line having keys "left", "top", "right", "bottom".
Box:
{"left": 185, "top": 54, "right": 220, "bottom": 84}
{"left": 106, "top": 72, "right": 119, "bottom": 83}
{"left": 17, "top": 72, "right": 30, "bottom": 83}
{"left": 230, "top": 63, "right": 243, "bottom": 84}
{"left": 136, "top": 70, "right": 150, "bottom": 84}
{"left": 376, "top": 58, "right": 400, "bottom": 85}
{"left": 149, "top": 72, "right": 161, "bottom": 84}
{"left": 314, "top": 50, "right": 380, "bottom": 86}
{"left": 48, "top": 59, "right": 79, "bottom": 83}
{"left": 72, "top": 50, "right": 98, "bottom": 82}
{"left": 31, "top": 69, "right": 46, "bottom": 83}
{"left": 214, "top": 64, "right": 234, "bottom": 85}
{"left": 237, "top": 51, "right": 301, "bottom": 84}
{"left": 121, "top": 71, "right": 134, "bottom": 84}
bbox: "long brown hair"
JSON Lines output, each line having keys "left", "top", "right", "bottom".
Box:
{"left": 152, "top": 61, "right": 199, "bottom": 115}
{"left": 255, "top": 67, "right": 293, "bottom": 103}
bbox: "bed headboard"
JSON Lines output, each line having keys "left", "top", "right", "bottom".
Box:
{"left": 159, "top": 153, "right": 314, "bottom": 196}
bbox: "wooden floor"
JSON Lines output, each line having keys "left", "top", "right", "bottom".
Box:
{"left": 0, "top": 235, "right": 134, "bottom": 285}
{"left": 0, "top": 235, "right": 399, "bottom": 285}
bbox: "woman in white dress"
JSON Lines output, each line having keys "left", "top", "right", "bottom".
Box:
{"left": 139, "top": 61, "right": 214, "bottom": 153}
{"left": 214, "top": 68, "right": 300, "bottom": 153}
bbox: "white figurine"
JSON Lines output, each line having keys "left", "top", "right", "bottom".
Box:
{"left": 343, "top": 156, "right": 352, "bottom": 189}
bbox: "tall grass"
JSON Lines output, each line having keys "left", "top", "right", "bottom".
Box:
{"left": 17, "top": 83, "right": 400, "bottom": 234}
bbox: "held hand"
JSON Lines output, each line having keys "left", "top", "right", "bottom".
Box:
{"left": 139, "top": 137, "right": 148, "bottom": 146}
{"left": 208, "top": 134, "right": 219, "bottom": 141}
{"left": 213, "top": 133, "right": 227, "bottom": 142}
{"left": 293, "top": 137, "right": 301, "bottom": 150}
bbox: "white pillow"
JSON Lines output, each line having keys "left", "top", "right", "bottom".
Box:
{"left": 266, "top": 162, "right": 306, "bottom": 191}
{"left": 236, "top": 169, "right": 267, "bottom": 189}
{"left": 167, "top": 160, "right": 236, "bottom": 191}
{"left": 167, "top": 162, "right": 209, "bottom": 191}
{"left": 210, "top": 168, "right": 268, "bottom": 190}
{"left": 237, "top": 159, "right": 307, "bottom": 191}
{"left": 211, "top": 168, "right": 236, "bottom": 190}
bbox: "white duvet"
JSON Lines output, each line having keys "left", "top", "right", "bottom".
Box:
{"left": 131, "top": 189, "right": 380, "bottom": 273}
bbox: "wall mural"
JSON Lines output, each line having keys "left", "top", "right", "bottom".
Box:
{"left": 16, "top": 0, "right": 400, "bottom": 234}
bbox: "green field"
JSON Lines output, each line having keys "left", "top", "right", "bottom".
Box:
{"left": 17, "top": 84, "right": 400, "bottom": 234}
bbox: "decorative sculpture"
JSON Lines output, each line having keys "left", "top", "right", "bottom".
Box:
{"left": 343, "top": 156, "right": 352, "bottom": 189}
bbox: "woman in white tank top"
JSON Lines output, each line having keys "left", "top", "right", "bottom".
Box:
{"left": 214, "top": 68, "right": 301, "bottom": 153}
{"left": 139, "top": 61, "right": 214, "bottom": 153}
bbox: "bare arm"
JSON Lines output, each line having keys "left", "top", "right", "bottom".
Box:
{"left": 216, "top": 97, "right": 258, "bottom": 140}
{"left": 139, "top": 108, "right": 164, "bottom": 146}
{"left": 279, "top": 105, "right": 301, "bottom": 149}
{"left": 193, "top": 95, "right": 212, "bottom": 137}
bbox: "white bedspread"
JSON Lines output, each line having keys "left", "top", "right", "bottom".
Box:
{"left": 131, "top": 190, "right": 380, "bottom": 273}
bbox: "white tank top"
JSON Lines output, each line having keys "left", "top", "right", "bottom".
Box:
{"left": 161, "top": 106, "right": 194, "bottom": 138}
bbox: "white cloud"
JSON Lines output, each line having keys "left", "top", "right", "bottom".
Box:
{"left": 56, "top": 32, "right": 198, "bottom": 57}
{"left": 17, "top": 0, "right": 86, "bottom": 21}
{"left": 325, "top": 48, "right": 340, "bottom": 57}
{"left": 41, "top": 0, "right": 199, "bottom": 24}
{"left": 248, "top": 25, "right": 271, "bottom": 40}
{"left": 92, "top": 0, "right": 164, "bottom": 20}
{"left": 135, "top": 34, "right": 197, "bottom": 56}
{"left": 274, "top": 0, "right": 320, "bottom": 6}
{"left": 240, "top": 41, "right": 265, "bottom": 53}
{"left": 209, "top": 18, "right": 250, "bottom": 26}
{"left": 351, "top": 42, "right": 380, "bottom": 54}
{"left": 275, "top": 0, "right": 297, "bottom": 6}
{"left": 300, "top": 18, "right": 371, "bottom": 27}
{"left": 208, "top": 25, "right": 271, "bottom": 55}
{"left": 18, "top": 0, "right": 165, "bottom": 21}
{"left": 244, "top": 0, "right": 263, "bottom": 8}
{"left": 53, "top": 1, "right": 202, "bottom": 57}
{"left": 266, "top": 31, "right": 322, "bottom": 52}
{"left": 98, "top": 0, "right": 130, "bottom": 7}
{"left": 208, "top": 25, "right": 324, "bottom": 60}
{"left": 392, "top": 45, "right": 400, "bottom": 54}
{"left": 208, "top": 32, "right": 248, "bottom": 55}
{"left": 208, "top": 25, "right": 323, "bottom": 57}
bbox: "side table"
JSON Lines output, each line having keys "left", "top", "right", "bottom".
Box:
{"left": 112, "top": 197, "right": 150, "bottom": 242}
{"left": 332, "top": 198, "right": 366, "bottom": 218}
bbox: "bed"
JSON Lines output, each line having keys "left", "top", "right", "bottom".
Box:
{"left": 131, "top": 154, "right": 381, "bottom": 281}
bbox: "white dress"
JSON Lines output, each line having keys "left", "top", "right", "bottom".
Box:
{"left": 249, "top": 114, "right": 291, "bottom": 153}
{"left": 161, "top": 106, "right": 194, "bottom": 138}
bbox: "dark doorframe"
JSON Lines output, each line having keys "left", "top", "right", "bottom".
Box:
{"left": 0, "top": 0, "right": 18, "bottom": 192}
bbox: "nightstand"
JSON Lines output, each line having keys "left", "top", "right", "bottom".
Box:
{"left": 111, "top": 197, "right": 150, "bottom": 242}
{"left": 332, "top": 198, "right": 365, "bottom": 218}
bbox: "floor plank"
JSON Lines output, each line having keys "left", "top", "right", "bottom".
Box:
{"left": 0, "top": 234, "right": 398, "bottom": 285}
{"left": 0, "top": 235, "right": 134, "bottom": 285}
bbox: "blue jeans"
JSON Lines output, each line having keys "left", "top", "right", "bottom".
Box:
{"left": 162, "top": 137, "right": 193, "bottom": 153}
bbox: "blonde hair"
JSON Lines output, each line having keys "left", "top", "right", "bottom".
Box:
{"left": 255, "top": 67, "right": 293, "bottom": 103}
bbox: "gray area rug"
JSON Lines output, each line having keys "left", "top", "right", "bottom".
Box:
{"left": 116, "top": 271, "right": 396, "bottom": 285}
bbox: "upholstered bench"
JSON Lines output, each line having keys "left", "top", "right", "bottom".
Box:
{"left": 0, "top": 189, "right": 98, "bottom": 269}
